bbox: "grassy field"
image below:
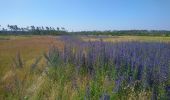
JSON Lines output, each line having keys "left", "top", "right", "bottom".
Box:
{"left": 0, "top": 36, "right": 63, "bottom": 76}
{"left": 0, "top": 35, "right": 169, "bottom": 99}
{"left": 81, "top": 35, "right": 170, "bottom": 42}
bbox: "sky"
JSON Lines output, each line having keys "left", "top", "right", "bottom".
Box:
{"left": 0, "top": 0, "right": 170, "bottom": 31}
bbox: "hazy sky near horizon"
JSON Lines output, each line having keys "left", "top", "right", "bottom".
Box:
{"left": 0, "top": 0, "right": 170, "bottom": 31}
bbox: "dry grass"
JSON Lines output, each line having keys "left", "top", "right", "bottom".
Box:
{"left": 0, "top": 36, "right": 63, "bottom": 76}
{"left": 81, "top": 35, "right": 170, "bottom": 42}
{"left": 0, "top": 35, "right": 65, "bottom": 99}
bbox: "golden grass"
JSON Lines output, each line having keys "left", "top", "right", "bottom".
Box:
{"left": 0, "top": 36, "right": 64, "bottom": 76}
{"left": 81, "top": 35, "right": 170, "bottom": 42}
{"left": 0, "top": 35, "right": 65, "bottom": 99}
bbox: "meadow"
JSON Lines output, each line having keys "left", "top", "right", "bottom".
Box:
{"left": 0, "top": 35, "right": 170, "bottom": 100}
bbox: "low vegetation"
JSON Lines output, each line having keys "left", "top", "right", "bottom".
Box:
{"left": 0, "top": 35, "right": 169, "bottom": 99}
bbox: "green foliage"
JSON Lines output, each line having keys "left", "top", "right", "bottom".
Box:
{"left": 2, "top": 37, "right": 169, "bottom": 99}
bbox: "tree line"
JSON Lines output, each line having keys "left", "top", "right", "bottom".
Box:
{"left": 0, "top": 25, "right": 68, "bottom": 35}
{"left": 70, "top": 30, "right": 170, "bottom": 36}
{"left": 0, "top": 25, "right": 170, "bottom": 36}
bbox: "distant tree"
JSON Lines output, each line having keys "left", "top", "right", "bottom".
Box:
{"left": 2, "top": 28, "right": 6, "bottom": 31}
{"left": 37, "top": 27, "right": 41, "bottom": 30}
{"left": 61, "top": 27, "right": 65, "bottom": 31}
{"left": 57, "top": 27, "right": 60, "bottom": 31}
{"left": 13, "top": 25, "right": 19, "bottom": 31}
{"left": 26, "top": 26, "right": 30, "bottom": 31}
{"left": 20, "top": 28, "right": 25, "bottom": 32}
{"left": 8, "top": 25, "right": 12, "bottom": 31}
{"left": 7, "top": 25, "right": 12, "bottom": 31}
{"left": 49, "top": 27, "right": 51, "bottom": 30}
{"left": 30, "top": 26, "right": 35, "bottom": 31}
{"left": 7, "top": 25, "right": 19, "bottom": 31}
{"left": 46, "top": 27, "right": 50, "bottom": 31}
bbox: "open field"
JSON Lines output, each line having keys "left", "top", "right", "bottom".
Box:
{"left": 0, "top": 36, "right": 63, "bottom": 76}
{"left": 81, "top": 35, "right": 170, "bottom": 42}
{"left": 1, "top": 0, "right": 170, "bottom": 99}
{"left": 0, "top": 35, "right": 170, "bottom": 99}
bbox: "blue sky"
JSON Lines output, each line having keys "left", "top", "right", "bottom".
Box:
{"left": 0, "top": 0, "right": 170, "bottom": 31}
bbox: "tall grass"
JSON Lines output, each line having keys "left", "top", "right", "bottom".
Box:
{"left": 58, "top": 36, "right": 170, "bottom": 99}
{"left": 0, "top": 36, "right": 170, "bottom": 100}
